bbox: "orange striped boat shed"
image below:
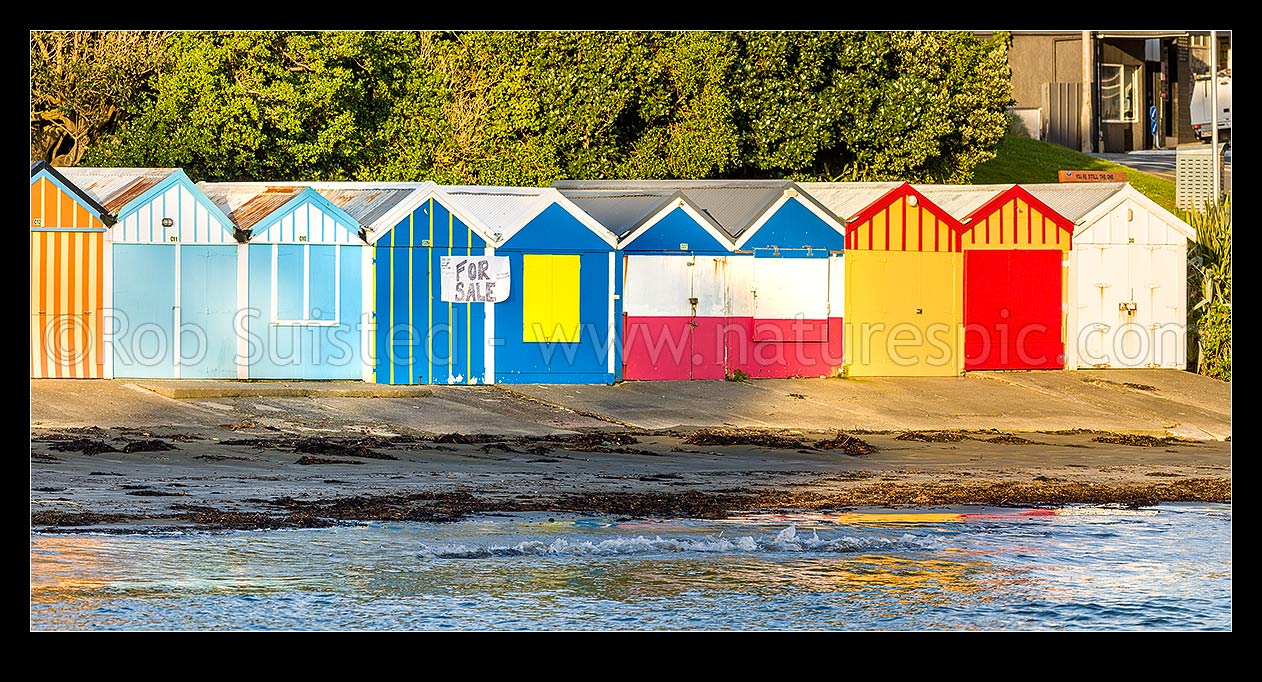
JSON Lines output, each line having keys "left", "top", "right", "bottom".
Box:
{"left": 30, "top": 162, "right": 114, "bottom": 379}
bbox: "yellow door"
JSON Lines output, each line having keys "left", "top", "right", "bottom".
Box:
{"left": 844, "top": 250, "right": 960, "bottom": 377}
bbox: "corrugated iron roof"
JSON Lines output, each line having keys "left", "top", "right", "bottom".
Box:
{"left": 552, "top": 180, "right": 791, "bottom": 238}
{"left": 1021, "top": 183, "right": 1128, "bottom": 222}
{"left": 56, "top": 167, "right": 180, "bottom": 214}
{"left": 911, "top": 184, "right": 1011, "bottom": 220}
{"left": 198, "top": 183, "right": 308, "bottom": 230}
{"left": 554, "top": 189, "right": 677, "bottom": 238}
{"left": 798, "top": 182, "right": 903, "bottom": 221}
{"left": 442, "top": 186, "right": 558, "bottom": 234}
{"left": 209, "top": 181, "right": 425, "bottom": 230}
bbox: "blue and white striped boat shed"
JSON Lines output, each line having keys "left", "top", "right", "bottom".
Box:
{"left": 199, "top": 183, "right": 367, "bottom": 380}
{"left": 60, "top": 167, "right": 240, "bottom": 379}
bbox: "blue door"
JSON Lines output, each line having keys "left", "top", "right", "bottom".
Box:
{"left": 112, "top": 245, "right": 175, "bottom": 378}
{"left": 179, "top": 245, "right": 238, "bottom": 378}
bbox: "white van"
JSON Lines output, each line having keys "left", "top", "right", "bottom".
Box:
{"left": 1191, "top": 73, "right": 1231, "bottom": 142}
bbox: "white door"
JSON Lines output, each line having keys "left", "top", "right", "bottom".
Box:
{"left": 1144, "top": 244, "right": 1188, "bottom": 368}
{"left": 1075, "top": 244, "right": 1130, "bottom": 368}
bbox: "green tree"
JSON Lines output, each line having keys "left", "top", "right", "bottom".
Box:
{"left": 728, "top": 31, "right": 1012, "bottom": 182}
{"left": 85, "top": 31, "right": 422, "bottom": 181}
{"left": 31, "top": 31, "right": 169, "bottom": 165}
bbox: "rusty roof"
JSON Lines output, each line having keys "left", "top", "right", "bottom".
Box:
{"left": 197, "top": 184, "right": 308, "bottom": 230}
{"left": 55, "top": 167, "right": 180, "bottom": 214}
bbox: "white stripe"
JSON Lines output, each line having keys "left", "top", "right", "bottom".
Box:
{"left": 361, "top": 245, "right": 372, "bottom": 382}
{"left": 172, "top": 243, "right": 181, "bottom": 379}
{"left": 237, "top": 242, "right": 249, "bottom": 379}
{"left": 484, "top": 246, "right": 495, "bottom": 384}
{"left": 303, "top": 243, "right": 311, "bottom": 317}
{"left": 607, "top": 250, "right": 615, "bottom": 375}
{"left": 271, "top": 244, "right": 279, "bottom": 322}
{"left": 103, "top": 235, "right": 114, "bottom": 379}
{"left": 334, "top": 245, "right": 341, "bottom": 321}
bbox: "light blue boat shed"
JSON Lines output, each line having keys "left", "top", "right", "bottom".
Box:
{"left": 60, "top": 167, "right": 241, "bottom": 379}
{"left": 200, "top": 183, "right": 368, "bottom": 380}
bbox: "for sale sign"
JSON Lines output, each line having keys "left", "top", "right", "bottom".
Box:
{"left": 440, "top": 255, "right": 510, "bottom": 303}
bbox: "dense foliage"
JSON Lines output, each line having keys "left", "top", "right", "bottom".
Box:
{"left": 1185, "top": 199, "right": 1232, "bottom": 381}
{"left": 33, "top": 31, "right": 1014, "bottom": 184}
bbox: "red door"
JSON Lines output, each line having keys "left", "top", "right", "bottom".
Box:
{"left": 964, "top": 250, "right": 1064, "bottom": 370}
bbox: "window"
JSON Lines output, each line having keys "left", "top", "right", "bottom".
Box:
{"left": 1190, "top": 34, "right": 1209, "bottom": 48}
{"left": 522, "top": 254, "right": 580, "bottom": 342}
{"left": 1100, "top": 63, "right": 1140, "bottom": 123}
{"left": 272, "top": 244, "right": 340, "bottom": 325}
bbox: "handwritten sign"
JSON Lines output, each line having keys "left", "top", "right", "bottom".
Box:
{"left": 1058, "top": 170, "right": 1127, "bottom": 183}
{"left": 440, "top": 255, "right": 510, "bottom": 303}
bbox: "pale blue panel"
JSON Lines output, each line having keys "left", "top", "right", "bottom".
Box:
{"left": 308, "top": 245, "right": 337, "bottom": 321}
{"left": 276, "top": 244, "right": 304, "bottom": 320}
{"left": 112, "top": 244, "right": 175, "bottom": 377}
{"left": 179, "top": 245, "right": 237, "bottom": 378}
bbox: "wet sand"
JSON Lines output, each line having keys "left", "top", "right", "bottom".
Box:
{"left": 31, "top": 425, "right": 1231, "bottom": 532}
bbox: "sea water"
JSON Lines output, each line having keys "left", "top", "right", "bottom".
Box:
{"left": 30, "top": 503, "right": 1231, "bottom": 630}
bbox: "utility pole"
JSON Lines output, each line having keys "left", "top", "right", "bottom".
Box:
{"left": 1210, "top": 30, "right": 1220, "bottom": 202}
{"left": 1081, "top": 31, "right": 1094, "bottom": 153}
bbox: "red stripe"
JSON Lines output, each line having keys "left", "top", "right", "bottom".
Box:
{"left": 1026, "top": 204, "right": 1032, "bottom": 243}
{"left": 883, "top": 205, "right": 890, "bottom": 250}
{"left": 1041, "top": 216, "right": 1047, "bottom": 243}
{"left": 868, "top": 215, "right": 873, "bottom": 250}
{"left": 900, "top": 199, "right": 907, "bottom": 252}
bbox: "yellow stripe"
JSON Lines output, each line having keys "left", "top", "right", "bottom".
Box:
{"left": 836, "top": 513, "right": 965, "bottom": 524}
{"left": 428, "top": 200, "right": 433, "bottom": 384}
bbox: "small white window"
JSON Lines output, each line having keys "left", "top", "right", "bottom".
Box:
{"left": 1100, "top": 63, "right": 1141, "bottom": 123}
{"left": 1190, "top": 34, "right": 1209, "bottom": 48}
{"left": 271, "top": 243, "right": 341, "bottom": 326}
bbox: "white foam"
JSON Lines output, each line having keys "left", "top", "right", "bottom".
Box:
{"left": 418, "top": 525, "right": 940, "bottom": 559}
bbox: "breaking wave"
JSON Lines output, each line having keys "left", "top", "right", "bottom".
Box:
{"left": 418, "top": 525, "right": 941, "bottom": 559}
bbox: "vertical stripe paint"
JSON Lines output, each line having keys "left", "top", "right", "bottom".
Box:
{"left": 51, "top": 232, "right": 61, "bottom": 377}
{"left": 466, "top": 216, "right": 471, "bottom": 383}
{"left": 607, "top": 250, "right": 615, "bottom": 375}
{"left": 172, "top": 243, "right": 181, "bottom": 379}
{"left": 428, "top": 202, "right": 434, "bottom": 383}
{"left": 484, "top": 246, "right": 496, "bottom": 385}
{"left": 898, "top": 198, "right": 906, "bottom": 251}
{"left": 410, "top": 210, "right": 416, "bottom": 382}
{"left": 448, "top": 212, "right": 453, "bottom": 381}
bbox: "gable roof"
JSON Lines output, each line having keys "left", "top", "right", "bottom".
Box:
{"left": 798, "top": 182, "right": 904, "bottom": 221}
{"left": 553, "top": 188, "right": 679, "bottom": 239}
{"left": 1020, "top": 182, "right": 1129, "bottom": 222}
{"left": 960, "top": 184, "right": 1075, "bottom": 231}
{"left": 1075, "top": 184, "right": 1196, "bottom": 240}
{"left": 198, "top": 184, "right": 308, "bottom": 231}
{"left": 910, "top": 184, "right": 1010, "bottom": 221}
{"left": 198, "top": 183, "right": 364, "bottom": 244}
{"left": 31, "top": 162, "right": 116, "bottom": 226}
{"left": 56, "top": 167, "right": 183, "bottom": 215}
{"left": 442, "top": 185, "right": 618, "bottom": 248}
{"left": 209, "top": 181, "right": 427, "bottom": 234}
{"left": 552, "top": 179, "right": 792, "bottom": 240}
